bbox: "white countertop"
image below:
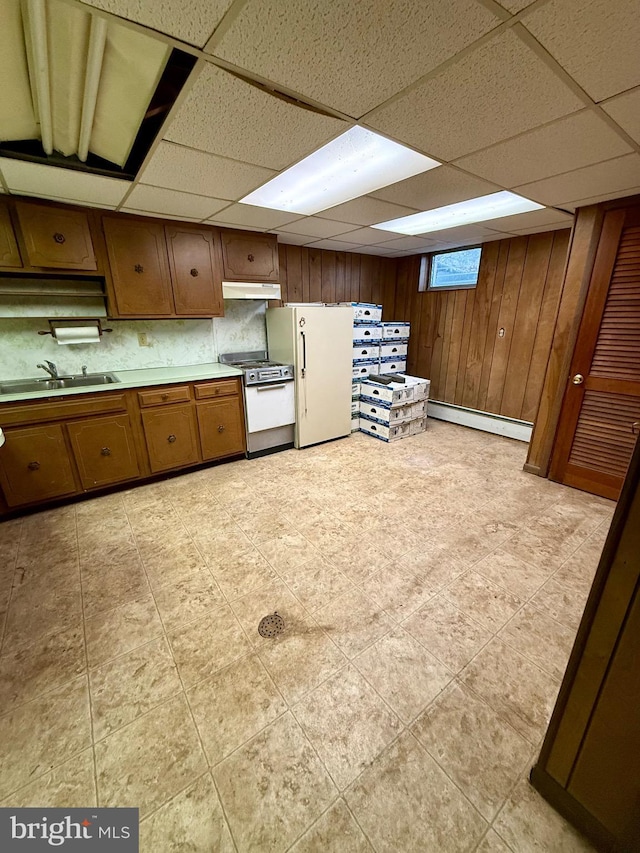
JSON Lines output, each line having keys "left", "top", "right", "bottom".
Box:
{"left": 0, "top": 363, "right": 243, "bottom": 404}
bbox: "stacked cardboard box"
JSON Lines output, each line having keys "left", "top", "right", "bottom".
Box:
{"left": 358, "top": 375, "right": 430, "bottom": 442}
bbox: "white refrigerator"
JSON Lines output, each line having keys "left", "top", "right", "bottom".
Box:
{"left": 267, "top": 305, "right": 352, "bottom": 448}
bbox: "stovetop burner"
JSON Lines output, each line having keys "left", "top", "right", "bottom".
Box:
{"left": 219, "top": 350, "right": 294, "bottom": 386}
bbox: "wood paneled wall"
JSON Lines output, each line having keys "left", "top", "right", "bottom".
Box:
{"left": 276, "top": 244, "right": 397, "bottom": 315}
{"left": 394, "top": 230, "right": 571, "bottom": 422}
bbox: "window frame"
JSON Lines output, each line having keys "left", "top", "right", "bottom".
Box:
{"left": 418, "top": 245, "right": 483, "bottom": 292}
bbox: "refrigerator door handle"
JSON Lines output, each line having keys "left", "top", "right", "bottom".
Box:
{"left": 300, "top": 330, "right": 307, "bottom": 377}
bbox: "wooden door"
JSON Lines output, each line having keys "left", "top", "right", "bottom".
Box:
{"left": 197, "top": 398, "right": 245, "bottom": 460}
{"left": 102, "top": 216, "right": 174, "bottom": 315}
{"left": 67, "top": 415, "right": 139, "bottom": 489}
{"left": 165, "top": 225, "right": 223, "bottom": 316}
{"left": 550, "top": 206, "right": 640, "bottom": 500}
{"left": 220, "top": 230, "right": 279, "bottom": 282}
{"left": 15, "top": 202, "right": 97, "bottom": 270}
{"left": 0, "top": 205, "right": 22, "bottom": 268}
{"left": 0, "top": 424, "right": 76, "bottom": 506}
{"left": 142, "top": 404, "right": 200, "bottom": 472}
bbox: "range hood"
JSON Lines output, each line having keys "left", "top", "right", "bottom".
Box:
{"left": 222, "top": 281, "right": 281, "bottom": 300}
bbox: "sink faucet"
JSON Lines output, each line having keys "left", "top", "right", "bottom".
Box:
{"left": 81, "top": 365, "right": 88, "bottom": 376}
{"left": 36, "top": 360, "right": 59, "bottom": 379}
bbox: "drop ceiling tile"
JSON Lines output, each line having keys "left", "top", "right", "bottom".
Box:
{"left": 278, "top": 218, "right": 359, "bottom": 239}
{"left": 455, "top": 110, "right": 632, "bottom": 188}
{"left": 602, "top": 87, "right": 640, "bottom": 145}
{"left": 414, "top": 224, "right": 505, "bottom": 242}
{"left": 164, "top": 64, "right": 347, "bottom": 170}
{"left": 481, "top": 207, "right": 573, "bottom": 233}
{"left": 369, "top": 166, "right": 500, "bottom": 210}
{"left": 123, "top": 184, "right": 228, "bottom": 219}
{"left": 139, "top": 142, "right": 276, "bottom": 201}
{"left": 497, "top": 0, "right": 536, "bottom": 11}
{"left": 119, "top": 208, "right": 202, "bottom": 222}
{"left": 559, "top": 186, "right": 640, "bottom": 212}
{"left": 372, "top": 236, "right": 440, "bottom": 251}
{"left": 307, "top": 239, "right": 366, "bottom": 252}
{"left": 509, "top": 221, "right": 573, "bottom": 235}
{"left": 0, "top": 158, "right": 129, "bottom": 206}
{"left": 315, "top": 196, "right": 420, "bottom": 226}
{"left": 524, "top": 0, "right": 640, "bottom": 101}
{"left": 208, "top": 204, "right": 302, "bottom": 230}
{"left": 209, "top": 0, "right": 501, "bottom": 116}
{"left": 367, "top": 29, "right": 584, "bottom": 161}
{"left": 335, "top": 226, "right": 402, "bottom": 246}
{"left": 349, "top": 245, "right": 397, "bottom": 256}
{"left": 81, "top": 0, "right": 235, "bottom": 48}
{"left": 514, "top": 154, "right": 640, "bottom": 206}
{"left": 276, "top": 233, "right": 314, "bottom": 246}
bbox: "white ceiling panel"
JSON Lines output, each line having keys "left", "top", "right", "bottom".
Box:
{"left": 208, "top": 0, "right": 502, "bottom": 117}
{"left": 497, "top": 0, "right": 536, "bottom": 11}
{"left": 120, "top": 208, "right": 201, "bottom": 222}
{"left": 372, "top": 236, "right": 439, "bottom": 251}
{"left": 369, "top": 166, "right": 500, "bottom": 211}
{"left": 483, "top": 207, "right": 573, "bottom": 233}
{"left": 559, "top": 186, "right": 640, "bottom": 212}
{"left": 138, "top": 142, "right": 276, "bottom": 201}
{"left": 208, "top": 204, "right": 301, "bottom": 230}
{"left": 367, "top": 29, "right": 584, "bottom": 161}
{"left": 276, "top": 233, "right": 314, "bottom": 247}
{"left": 307, "top": 238, "right": 369, "bottom": 252}
{"left": 347, "top": 245, "right": 397, "bottom": 256}
{"left": 602, "top": 87, "right": 640, "bottom": 145}
{"left": 315, "top": 196, "right": 419, "bottom": 226}
{"left": 455, "top": 110, "right": 632, "bottom": 188}
{"left": 514, "top": 154, "right": 640, "bottom": 206}
{"left": 335, "top": 226, "right": 402, "bottom": 246}
{"left": 0, "top": 158, "right": 129, "bottom": 206}
{"left": 413, "top": 224, "right": 506, "bottom": 243}
{"left": 122, "top": 184, "right": 228, "bottom": 219}
{"left": 164, "top": 64, "right": 347, "bottom": 170}
{"left": 509, "top": 221, "right": 573, "bottom": 236}
{"left": 523, "top": 0, "right": 640, "bottom": 102}
{"left": 278, "top": 218, "right": 358, "bottom": 239}
{"left": 81, "top": 0, "right": 235, "bottom": 48}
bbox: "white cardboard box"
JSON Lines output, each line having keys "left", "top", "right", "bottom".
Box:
{"left": 379, "top": 358, "right": 408, "bottom": 374}
{"left": 360, "top": 378, "right": 413, "bottom": 404}
{"left": 353, "top": 344, "right": 380, "bottom": 361}
{"left": 360, "top": 417, "right": 411, "bottom": 442}
{"left": 397, "top": 375, "right": 430, "bottom": 401}
{"left": 359, "top": 401, "right": 412, "bottom": 425}
{"left": 352, "top": 362, "right": 380, "bottom": 378}
{"left": 380, "top": 342, "right": 408, "bottom": 359}
{"left": 381, "top": 322, "right": 410, "bottom": 339}
{"left": 352, "top": 324, "right": 382, "bottom": 342}
{"left": 409, "top": 416, "right": 427, "bottom": 435}
{"left": 328, "top": 302, "right": 382, "bottom": 322}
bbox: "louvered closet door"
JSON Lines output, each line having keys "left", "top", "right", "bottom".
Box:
{"left": 550, "top": 206, "right": 640, "bottom": 500}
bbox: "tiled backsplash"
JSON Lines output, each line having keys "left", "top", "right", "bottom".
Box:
{"left": 0, "top": 300, "right": 267, "bottom": 379}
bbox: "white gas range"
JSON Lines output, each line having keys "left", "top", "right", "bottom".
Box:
{"left": 219, "top": 350, "right": 295, "bottom": 458}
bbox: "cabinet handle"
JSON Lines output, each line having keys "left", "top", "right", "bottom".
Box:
{"left": 134, "top": 264, "right": 144, "bottom": 274}
{"left": 168, "top": 434, "right": 176, "bottom": 443}
{"left": 100, "top": 447, "right": 111, "bottom": 456}
{"left": 161, "top": 393, "right": 169, "bottom": 400}
{"left": 217, "top": 424, "right": 225, "bottom": 433}
{"left": 27, "top": 461, "right": 40, "bottom": 471}
{"left": 52, "top": 232, "right": 66, "bottom": 244}
{"left": 633, "top": 422, "right": 640, "bottom": 435}
{"left": 190, "top": 268, "right": 199, "bottom": 277}
{"left": 247, "top": 253, "right": 254, "bottom": 262}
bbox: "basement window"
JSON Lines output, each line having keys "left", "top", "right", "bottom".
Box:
{"left": 419, "top": 246, "right": 482, "bottom": 291}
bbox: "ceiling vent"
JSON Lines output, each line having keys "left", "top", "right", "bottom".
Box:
{"left": 0, "top": 0, "right": 195, "bottom": 179}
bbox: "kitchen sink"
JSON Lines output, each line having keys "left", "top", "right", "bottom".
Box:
{"left": 0, "top": 372, "right": 120, "bottom": 394}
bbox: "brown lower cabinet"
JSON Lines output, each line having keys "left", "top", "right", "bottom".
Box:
{"left": 0, "top": 377, "right": 245, "bottom": 513}
{"left": 0, "top": 424, "right": 76, "bottom": 506}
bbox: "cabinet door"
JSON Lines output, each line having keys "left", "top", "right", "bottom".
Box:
{"left": 220, "top": 230, "right": 279, "bottom": 282}
{"left": 142, "top": 404, "right": 200, "bottom": 472}
{"left": 0, "top": 424, "right": 76, "bottom": 506}
{"left": 166, "top": 225, "right": 223, "bottom": 316}
{"left": 15, "top": 202, "right": 97, "bottom": 270}
{"left": 103, "top": 217, "right": 174, "bottom": 315}
{"left": 197, "top": 398, "right": 245, "bottom": 460}
{"left": 67, "top": 414, "right": 139, "bottom": 489}
{"left": 0, "top": 206, "right": 22, "bottom": 268}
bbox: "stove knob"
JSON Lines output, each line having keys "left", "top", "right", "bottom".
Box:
{"left": 249, "top": 371, "right": 256, "bottom": 381}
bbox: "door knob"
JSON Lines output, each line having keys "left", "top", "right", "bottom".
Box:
{"left": 217, "top": 424, "right": 225, "bottom": 432}
{"left": 52, "top": 232, "right": 66, "bottom": 244}
{"left": 632, "top": 422, "right": 640, "bottom": 435}
{"left": 572, "top": 374, "right": 584, "bottom": 385}
{"left": 27, "top": 461, "right": 40, "bottom": 470}
{"left": 100, "top": 447, "right": 111, "bottom": 456}
{"left": 168, "top": 434, "right": 176, "bottom": 443}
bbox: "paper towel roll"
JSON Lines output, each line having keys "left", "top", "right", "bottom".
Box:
{"left": 55, "top": 326, "right": 101, "bottom": 345}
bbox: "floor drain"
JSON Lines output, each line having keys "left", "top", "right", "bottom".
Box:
{"left": 258, "top": 612, "right": 285, "bottom": 638}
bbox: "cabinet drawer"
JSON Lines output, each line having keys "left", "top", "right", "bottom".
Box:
{"left": 67, "top": 415, "right": 140, "bottom": 490}
{"left": 0, "top": 424, "right": 77, "bottom": 506}
{"left": 142, "top": 404, "right": 200, "bottom": 472}
{"left": 138, "top": 386, "right": 191, "bottom": 407}
{"left": 15, "top": 202, "right": 97, "bottom": 270}
{"left": 0, "top": 393, "right": 128, "bottom": 426}
{"left": 194, "top": 380, "right": 239, "bottom": 400}
{"left": 197, "top": 398, "right": 245, "bottom": 460}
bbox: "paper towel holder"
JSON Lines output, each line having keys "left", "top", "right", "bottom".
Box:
{"left": 38, "top": 319, "right": 113, "bottom": 339}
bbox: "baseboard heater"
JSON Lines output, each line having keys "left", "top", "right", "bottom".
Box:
{"left": 427, "top": 400, "right": 533, "bottom": 443}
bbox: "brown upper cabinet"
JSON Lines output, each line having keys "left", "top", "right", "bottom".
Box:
{"left": 0, "top": 206, "right": 22, "bottom": 268}
{"left": 102, "top": 216, "right": 174, "bottom": 316}
{"left": 166, "top": 225, "right": 224, "bottom": 317}
{"left": 220, "top": 230, "right": 279, "bottom": 282}
{"left": 102, "top": 216, "right": 224, "bottom": 318}
{"left": 15, "top": 201, "right": 97, "bottom": 270}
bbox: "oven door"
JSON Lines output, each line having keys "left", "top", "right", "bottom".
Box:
{"left": 244, "top": 381, "right": 295, "bottom": 433}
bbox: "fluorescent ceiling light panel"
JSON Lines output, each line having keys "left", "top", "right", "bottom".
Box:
{"left": 372, "top": 191, "right": 544, "bottom": 235}
{"left": 239, "top": 126, "right": 440, "bottom": 215}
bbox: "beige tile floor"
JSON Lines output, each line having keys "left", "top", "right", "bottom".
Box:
{"left": 0, "top": 420, "right": 613, "bottom": 852}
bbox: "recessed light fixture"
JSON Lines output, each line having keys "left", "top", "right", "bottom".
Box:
{"left": 239, "top": 126, "right": 440, "bottom": 215}
{"left": 371, "top": 191, "right": 544, "bottom": 235}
